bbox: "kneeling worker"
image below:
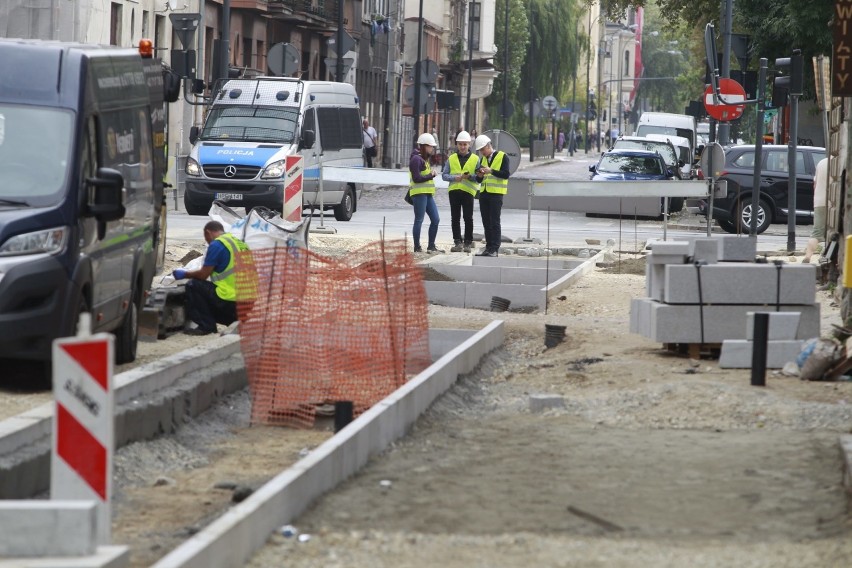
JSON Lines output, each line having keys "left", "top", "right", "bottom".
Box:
{"left": 173, "top": 221, "right": 250, "bottom": 335}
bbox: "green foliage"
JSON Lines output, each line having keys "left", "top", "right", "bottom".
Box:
{"left": 487, "top": 0, "right": 530, "bottom": 116}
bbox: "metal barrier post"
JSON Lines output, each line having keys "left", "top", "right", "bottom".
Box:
{"left": 527, "top": 179, "right": 533, "bottom": 240}
{"left": 663, "top": 196, "right": 669, "bottom": 241}
{"left": 707, "top": 178, "right": 714, "bottom": 237}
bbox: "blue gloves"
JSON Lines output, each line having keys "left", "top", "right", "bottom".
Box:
{"left": 173, "top": 269, "right": 187, "bottom": 280}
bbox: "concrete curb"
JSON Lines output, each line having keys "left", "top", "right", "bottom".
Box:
{"left": 0, "top": 546, "right": 129, "bottom": 568}
{"left": 0, "top": 335, "right": 246, "bottom": 499}
{"left": 841, "top": 435, "right": 852, "bottom": 495}
{"left": 546, "top": 249, "right": 607, "bottom": 298}
{"left": 151, "top": 320, "right": 505, "bottom": 568}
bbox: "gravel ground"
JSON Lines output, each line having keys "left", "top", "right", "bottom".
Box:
{"left": 2, "top": 236, "right": 850, "bottom": 567}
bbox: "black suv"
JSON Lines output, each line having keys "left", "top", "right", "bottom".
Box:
{"left": 711, "top": 145, "right": 825, "bottom": 234}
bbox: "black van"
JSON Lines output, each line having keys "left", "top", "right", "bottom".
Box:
{"left": 0, "top": 39, "right": 179, "bottom": 382}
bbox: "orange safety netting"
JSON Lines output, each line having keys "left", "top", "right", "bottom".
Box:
{"left": 233, "top": 239, "right": 431, "bottom": 428}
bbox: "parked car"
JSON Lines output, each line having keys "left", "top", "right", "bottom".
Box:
{"left": 710, "top": 145, "right": 826, "bottom": 234}
{"left": 611, "top": 135, "right": 684, "bottom": 179}
{"left": 588, "top": 148, "right": 681, "bottom": 216}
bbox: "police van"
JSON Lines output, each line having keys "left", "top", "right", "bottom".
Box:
{"left": 184, "top": 78, "right": 364, "bottom": 220}
{"left": 0, "top": 39, "right": 179, "bottom": 382}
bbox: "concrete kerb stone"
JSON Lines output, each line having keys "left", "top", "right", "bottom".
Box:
{"left": 0, "top": 546, "right": 130, "bottom": 568}
{"left": 546, "top": 249, "right": 605, "bottom": 298}
{"left": 150, "top": 320, "right": 505, "bottom": 568}
{"left": 841, "top": 435, "right": 852, "bottom": 494}
{"left": 0, "top": 501, "right": 97, "bottom": 557}
{"left": 0, "top": 337, "right": 247, "bottom": 499}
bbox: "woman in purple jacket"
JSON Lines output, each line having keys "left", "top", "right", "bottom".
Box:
{"left": 408, "top": 132, "right": 444, "bottom": 253}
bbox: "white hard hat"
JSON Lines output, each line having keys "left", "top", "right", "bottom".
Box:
{"left": 456, "top": 130, "right": 472, "bottom": 143}
{"left": 417, "top": 132, "right": 437, "bottom": 146}
{"left": 474, "top": 134, "right": 491, "bottom": 151}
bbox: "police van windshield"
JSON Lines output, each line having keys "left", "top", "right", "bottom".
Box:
{"left": 200, "top": 106, "right": 299, "bottom": 144}
{"left": 0, "top": 104, "right": 72, "bottom": 207}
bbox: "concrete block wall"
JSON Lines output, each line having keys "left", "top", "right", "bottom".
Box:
{"left": 664, "top": 263, "right": 816, "bottom": 305}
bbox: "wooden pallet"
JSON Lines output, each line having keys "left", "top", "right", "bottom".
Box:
{"left": 664, "top": 342, "right": 722, "bottom": 360}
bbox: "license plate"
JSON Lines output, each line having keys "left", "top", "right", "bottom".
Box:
{"left": 215, "top": 192, "right": 243, "bottom": 201}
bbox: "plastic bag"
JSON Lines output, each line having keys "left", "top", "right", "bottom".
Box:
{"left": 209, "top": 200, "right": 310, "bottom": 250}
{"left": 797, "top": 337, "right": 843, "bottom": 381}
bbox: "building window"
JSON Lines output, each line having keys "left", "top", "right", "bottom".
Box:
{"left": 110, "top": 3, "right": 122, "bottom": 46}
{"left": 470, "top": 2, "right": 481, "bottom": 51}
{"left": 623, "top": 50, "right": 630, "bottom": 77}
{"left": 364, "top": 0, "right": 388, "bottom": 18}
{"left": 243, "top": 37, "right": 253, "bottom": 68}
{"left": 142, "top": 11, "right": 149, "bottom": 40}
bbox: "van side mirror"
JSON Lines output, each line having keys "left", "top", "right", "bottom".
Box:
{"left": 300, "top": 129, "right": 315, "bottom": 150}
{"left": 86, "top": 167, "right": 125, "bottom": 223}
{"left": 189, "top": 126, "right": 199, "bottom": 144}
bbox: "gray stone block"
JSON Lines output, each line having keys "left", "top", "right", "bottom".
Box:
{"left": 649, "top": 253, "right": 688, "bottom": 265}
{"left": 745, "top": 311, "right": 801, "bottom": 340}
{"left": 664, "top": 263, "right": 816, "bottom": 305}
{"left": 690, "top": 238, "right": 719, "bottom": 264}
{"left": 718, "top": 339, "right": 805, "bottom": 368}
{"left": 529, "top": 394, "right": 565, "bottom": 413}
{"left": 629, "top": 298, "right": 820, "bottom": 343}
{"left": 0, "top": 501, "right": 96, "bottom": 556}
{"left": 646, "top": 240, "right": 691, "bottom": 255}
{"left": 718, "top": 234, "right": 757, "bottom": 262}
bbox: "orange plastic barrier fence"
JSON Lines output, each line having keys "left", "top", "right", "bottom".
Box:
{"left": 234, "top": 239, "right": 431, "bottom": 428}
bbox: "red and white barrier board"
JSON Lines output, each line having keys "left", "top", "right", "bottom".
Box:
{"left": 282, "top": 155, "right": 304, "bottom": 222}
{"left": 51, "top": 331, "right": 114, "bottom": 545}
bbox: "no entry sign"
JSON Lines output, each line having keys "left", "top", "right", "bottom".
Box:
{"left": 704, "top": 78, "right": 747, "bottom": 121}
{"left": 52, "top": 330, "right": 114, "bottom": 545}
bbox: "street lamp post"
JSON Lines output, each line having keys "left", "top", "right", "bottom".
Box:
{"left": 617, "top": 37, "right": 640, "bottom": 138}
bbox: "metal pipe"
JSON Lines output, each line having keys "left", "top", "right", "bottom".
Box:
{"left": 750, "top": 58, "right": 768, "bottom": 237}
{"left": 717, "top": 0, "right": 734, "bottom": 145}
{"left": 413, "top": 0, "right": 424, "bottom": 143}
{"left": 528, "top": 5, "right": 535, "bottom": 162}
{"left": 336, "top": 0, "right": 344, "bottom": 82}
{"left": 220, "top": 0, "right": 230, "bottom": 83}
{"left": 787, "top": 93, "right": 799, "bottom": 252}
{"left": 466, "top": 1, "right": 474, "bottom": 130}
{"left": 750, "top": 312, "right": 768, "bottom": 386}
{"left": 502, "top": 0, "right": 509, "bottom": 130}
{"left": 585, "top": 8, "right": 591, "bottom": 153}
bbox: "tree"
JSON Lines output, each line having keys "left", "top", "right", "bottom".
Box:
{"left": 486, "top": 0, "right": 530, "bottom": 124}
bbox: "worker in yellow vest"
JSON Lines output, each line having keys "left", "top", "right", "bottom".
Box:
{"left": 441, "top": 130, "right": 480, "bottom": 252}
{"left": 172, "top": 221, "right": 250, "bottom": 335}
{"left": 473, "top": 134, "right": 510, "bottom": 257}
{"left": 408, "top": 132, "right": 444, "bottom": 253}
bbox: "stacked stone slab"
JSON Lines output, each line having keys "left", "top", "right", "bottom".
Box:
{"left": 630, "top": 236, "right": 820, "bottom": 344}
{"left": 718, "top": 312, "right": 805, "bottom": 368}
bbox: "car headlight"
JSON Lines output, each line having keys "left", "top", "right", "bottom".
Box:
{"left": 186, "top": 157, "right": 202, "bottom": 177}
{"left": 261, "top": 160, "right": 286, "bottom": 179}
{"left": 0, "top": 226, "right": 68, "bottom": 257}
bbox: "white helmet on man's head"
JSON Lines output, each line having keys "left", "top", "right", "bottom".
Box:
{"left": 456, "top": 130, "right": 472, "bottom": 143}
{"left": 417, "top": 132, "right": 437, "bottom": 146}
{"left": 474, "top": 134, "right": 491, "bottom": 151}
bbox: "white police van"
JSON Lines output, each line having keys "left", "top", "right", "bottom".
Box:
{"left": 184, "top": 78, "right": 363, "bottom": 220}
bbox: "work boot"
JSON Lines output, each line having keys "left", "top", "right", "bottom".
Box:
{"left": 413, "top": 245, "right": 423, "bottom": 253}
{"left": 463, "top": 241, "right": 472, "bottom": 253}
{"left": 450, "top": 240, "right": 464, "bottom": 252}
{"left": 426, "top": 245, "right": 445, "bottom": 254}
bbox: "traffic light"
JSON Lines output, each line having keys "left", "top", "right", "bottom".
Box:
{"left": 587, "top": 100, "right": 597, "bottom": 121}
{"left": 772, "top": 49, "right": 804, "bottom": 107}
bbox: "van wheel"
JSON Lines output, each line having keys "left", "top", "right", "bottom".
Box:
{"left": 333, "top": 186, "right": 355, "bottom": 221}
{"left": 115, "top": 287, "right": 140, "bottom": 365}
{"left": 184, "top": 196, "right": 208, "bottom": 216}
{"left": 667, "top": 197, "right": 684, "bottom": 214}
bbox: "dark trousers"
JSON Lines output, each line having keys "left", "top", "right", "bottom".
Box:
{"left": 185, "top": 279, "right": 237, "bottom": 332}
{"left": 449, "top": 190, "right": 475, "bottom": 244}
{"left": 479, "top": 192, "right": 503, "bottom": 253}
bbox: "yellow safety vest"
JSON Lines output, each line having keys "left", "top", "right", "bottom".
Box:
{"left": 481, "top": 151, "right": 508, "bottom": 195}
{"left": 409, "top": 159, "right": 436, "bottom": 196}
{"left": 448, "top": 153, "right": 480, "bottom": 196}
{"left": 210, "top": 233, "right": 251, "bottom": 301}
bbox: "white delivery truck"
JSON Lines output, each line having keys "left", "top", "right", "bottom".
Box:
{"left": 635, "top": 112, "right": 698, "bottom": 161}
{"left": 184, "top": 78, "right": 363, "bottom": 220}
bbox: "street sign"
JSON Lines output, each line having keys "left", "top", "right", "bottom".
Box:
{"left": 169, "top": 13, "right": 200, "bottom": 50}
{"left": 541, "top": 95, "right": 559, "bottom": 112}
{"left": 523, "top": 101, "right": 541, "bottom": 118}
{"left": 833, "top": 0, "right": 852, "bottom": 95}
{"left": 267, "top": 43, "right": 300, "bottom": 76}
{"left": 324, "top": 57, "right": 355, "bottom": 77}
{"left": 327, "top": 29, "right": 356, "bottom": 57}
{"left": 703, "top": 78, "right": 746, "bottom": 121}
{"left": 700, "top": 142, "right": 725, "bottom": 179}
{"left": 416, "top": 59, "right": 439, "bottom": 84}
